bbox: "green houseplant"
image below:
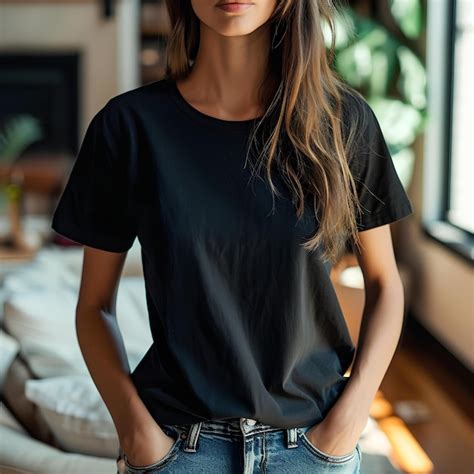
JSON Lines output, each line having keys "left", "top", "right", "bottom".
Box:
{"left": 327, "top": 0, "right": 427, "bottom": 189}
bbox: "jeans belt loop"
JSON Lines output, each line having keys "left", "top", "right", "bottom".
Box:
{"left": 286, "top": 427, "right": 299, "bottom": 449}
{"left": 183, "top": 421, "right": 203, "bottom": 452}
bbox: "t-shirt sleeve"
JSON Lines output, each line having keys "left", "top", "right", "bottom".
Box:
{"left": 348, "top": 97, "right": 414, "bottom": 232}
{"left": 51, "top": 100, "right": 138, "bottom": 252}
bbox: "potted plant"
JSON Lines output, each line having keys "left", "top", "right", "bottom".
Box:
{"left": 0, "top": 114, "right": 43, "bottom": 253}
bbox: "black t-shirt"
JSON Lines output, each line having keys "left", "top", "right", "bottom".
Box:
{"left": 51, "top": 78, "right": 413, "bottom": 428}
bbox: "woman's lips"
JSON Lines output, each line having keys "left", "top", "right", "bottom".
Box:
{"left": 216, "top": 3, "right": 253, "bottom": 13}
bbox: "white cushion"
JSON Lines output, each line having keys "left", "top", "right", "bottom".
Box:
{"left": 3, "top": 272, "right": 152, "bottom": 378}
{"left": 0, "top": 424, "right": 114, "bottom": 473}
{"left": 25, "top": 375, "right": 120, "bottom": 458}
{"left": 2, "top": 240, "right": 142, "bottom": 297}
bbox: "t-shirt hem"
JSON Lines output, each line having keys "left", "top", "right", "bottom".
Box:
{"left": 51, "top": 215, "right": 135, "bottom": 253}
{"left": 356, "top": 200, "right": 414, "bottom": 232}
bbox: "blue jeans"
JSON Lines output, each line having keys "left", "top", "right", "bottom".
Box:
{"left": 119, "top": 417, "right": 362, "bottom": 473}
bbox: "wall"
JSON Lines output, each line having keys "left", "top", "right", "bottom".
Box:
{"left": 398, "top": 138, "right": 474, "bottom": 371}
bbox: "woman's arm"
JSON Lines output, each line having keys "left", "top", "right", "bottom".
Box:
{"left": 76, "top": 246, "right": 175, "bottom": 466}
{"left": 307, "top": 224, "right": 406, "bottom": 455}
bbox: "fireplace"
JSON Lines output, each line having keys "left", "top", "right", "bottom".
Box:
{"left": 0, "top": 52, "right": 80, "bottom": 158}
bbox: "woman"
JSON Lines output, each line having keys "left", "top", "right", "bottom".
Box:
{"left": 51, "top": 1, "right": 413, "bottom": 473}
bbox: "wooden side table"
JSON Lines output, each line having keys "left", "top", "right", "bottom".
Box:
{"left": 0, "top": 153, "right": 72, "bottom": 261}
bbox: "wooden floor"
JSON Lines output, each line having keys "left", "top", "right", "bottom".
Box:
{"left": 379, "top": 314, "right": 474, "bottom": 474}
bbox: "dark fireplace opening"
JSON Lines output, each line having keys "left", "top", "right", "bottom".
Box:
{"left": 0, "top": 51, "right": 80, "bottom": 159}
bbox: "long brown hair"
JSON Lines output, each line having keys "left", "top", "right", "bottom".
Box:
{"left": 164, "top": 0, "right": 368, "bottom": 264}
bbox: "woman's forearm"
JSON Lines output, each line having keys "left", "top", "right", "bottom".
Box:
{"left": 75, "top": 303, "right": 159, "bottom": 443}
{"left": 337, "top": 275, "right": 406, "bottom": 417}
{"left": 302, "top": 274, "right": 406, "bottom": 456}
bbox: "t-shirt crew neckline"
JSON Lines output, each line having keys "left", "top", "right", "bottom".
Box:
{"left": 168, "top": 78, "right": 264, "bottom": 131}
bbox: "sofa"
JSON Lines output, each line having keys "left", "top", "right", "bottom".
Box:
{"left": 0, "top": 240, "right": 148, "bottom": 473}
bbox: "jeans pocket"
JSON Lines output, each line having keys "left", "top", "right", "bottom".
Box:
{"left": 123, "top": 426, "right": 182, "bottom": 473}
{"left": 298, "top": 428, "right": 359, "bottom": 465}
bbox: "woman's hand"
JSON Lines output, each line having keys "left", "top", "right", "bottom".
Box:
{"left": 306, "top": 378, "right": 370, "bottom": 456}
{"left": 120, "top": 422, "right": 176, "bottom": 467}
{"left": 306, "top": 409, "right": 366, "bottom": 457}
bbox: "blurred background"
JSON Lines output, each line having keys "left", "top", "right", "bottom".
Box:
{"left": 0, "top": 0, "right": 472, "bottom": 473}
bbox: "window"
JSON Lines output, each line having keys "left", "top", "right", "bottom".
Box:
{"left": 447, "top": 0, "right": 474, "bottom": 234}
{"left": 423, "top": 0, "right": 474, "bottom": 262}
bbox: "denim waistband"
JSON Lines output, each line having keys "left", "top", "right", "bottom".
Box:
{"left": 117, "top": 418, "right": 316, "bottom": 461}
{"left": 163, "top": 417, "right": 314, "bottom": 437}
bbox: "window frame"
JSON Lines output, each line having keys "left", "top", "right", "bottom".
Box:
{"left": 422, "top": 0, "right": 474, "bottom": 264}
